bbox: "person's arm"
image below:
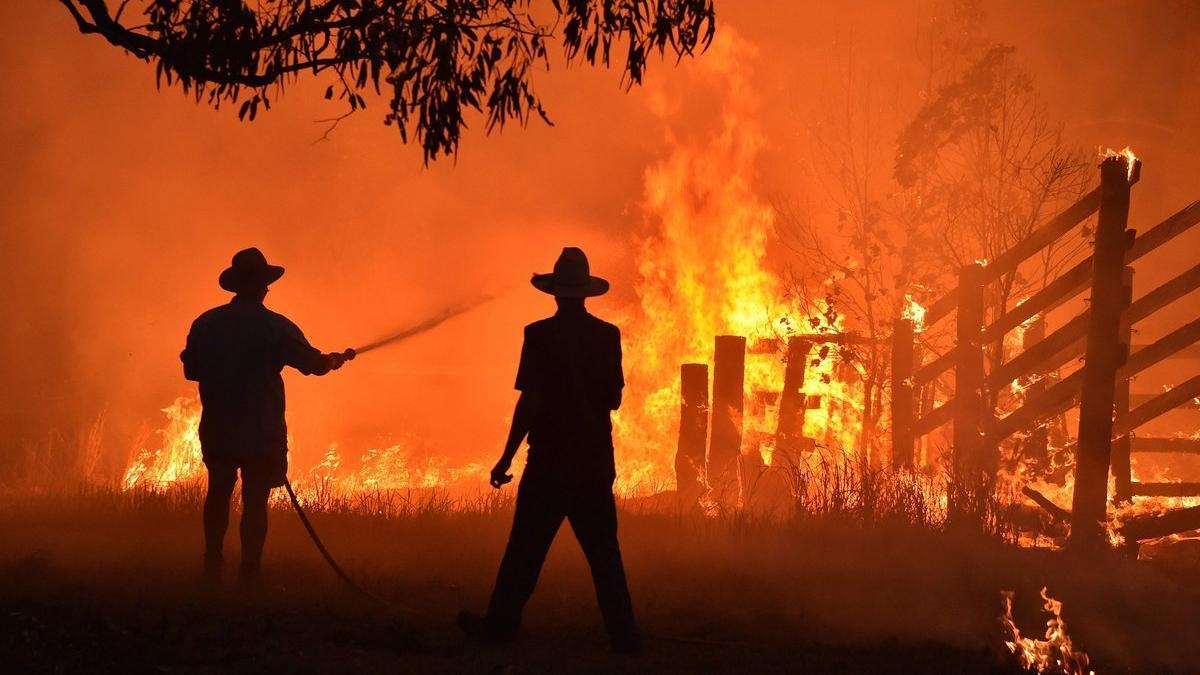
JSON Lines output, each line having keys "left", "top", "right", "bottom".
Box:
{"left": 609, "top": 327, "right": 624, "bottom": 411}
{"left": 181, "top": 322, "right": 201, "bottom": 382}
{"left": 280, "top": 318, "right": 352, "bottom": 375}
{"left": 491, "top": 325, "right": 539, "bottom": 488}
{"left": 490, "top": 390, "right": 541, "bottom": 488}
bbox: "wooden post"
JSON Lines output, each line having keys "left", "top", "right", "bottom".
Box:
{"left": 775, "top": 336, "right": 814, "bottom": 466}
{"left": 891, "top": 319, "right": 915, "bottom": 469}
{"left": 676, "top": 363, "right": 709, "bottom": 503}
{"left": 1070, "top": 156, "right": 1137, "bottom": 549}
{"left": 1021, "top": 315, "right": 1050, "bottom": 465}
{"left": 953, "top": 263, "right": 988, "bottom": 494}
{"left": 1111, "top": 268, "right": 1135, "bottom": 505}
{"left": 708, "top": 335, "right": 746, "bottom": 500}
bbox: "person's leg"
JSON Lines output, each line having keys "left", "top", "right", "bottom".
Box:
{"left": 203, "top": 463, "right": 238, "bottom": 577}
{"left": 484, "top": 479, "right": 566, "bottom": 633}
{"left": 239, "top": 476, "right": 272, "bottom": 582}
{"left": 566, "top": 483, "right": 639, "bottom": 650}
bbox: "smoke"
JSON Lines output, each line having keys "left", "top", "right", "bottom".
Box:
{"left": 2, "top": 1, "right": 1199, "bottom": 482}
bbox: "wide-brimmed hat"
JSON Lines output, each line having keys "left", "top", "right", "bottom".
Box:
{"left": 531, "top": 247, "right": 609, "bottom": 298}
{"left": 218, "top": 247, "right": 285, "bottom": 293}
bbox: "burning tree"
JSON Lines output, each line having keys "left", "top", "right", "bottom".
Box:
{"left": 58, "top": 0, "right": 715, "bottom": 160}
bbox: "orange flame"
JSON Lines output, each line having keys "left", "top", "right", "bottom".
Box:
{"left": 1099, "top": 146, "right": 1138, "bottom": 180}
{"left": 1002, "top": 587, "right": 1093, "bottom": 675}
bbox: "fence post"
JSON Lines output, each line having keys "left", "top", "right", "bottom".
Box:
{"left": 1070, "top": 156, "right": 1137, "bottom": 549}
{"left": 1111, "top": 267, "right": 1136, "bottom": 505}
{"left": 891, "top": 319, "right": 915, "bottom": 469}
{"left": 709, "top": 335, "right": 746, "bottom": 502}
{"left": 676, "top": 363, "right": 709, "bottom": 504}
{"left": 775, "top": 336, "right": 814, "bottom": 466}
{"left": 953, "top": 263, "right": 988, "bottom": 508}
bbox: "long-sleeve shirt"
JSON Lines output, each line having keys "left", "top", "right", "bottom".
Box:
{"left": 181, "top": 295, "right": 332, "bottom": 461}
{"left": 514, "top": 306, "right": 624, "bottom": 483}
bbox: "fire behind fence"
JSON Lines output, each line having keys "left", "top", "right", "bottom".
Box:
{"left": 115, "top": 152, "right": 1200, "bottom": 555}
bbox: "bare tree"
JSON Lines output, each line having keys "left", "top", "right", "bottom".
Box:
{"left": 894, "top": 44, "right": 1091, "bottom": 412}
{"left": 59, "top": 0, "right": 715, "bottom": 161}
{"left": 777, "top": 60, "right": 908, "bottom": 467}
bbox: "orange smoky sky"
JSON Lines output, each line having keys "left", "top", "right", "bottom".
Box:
{"left": 1, "top": 1, "right": 1198, "bottom": 479}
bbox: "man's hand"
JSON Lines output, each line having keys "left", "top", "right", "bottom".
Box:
{"left": 329, "top": 349, "right": 356, "bottom": 371}
{"left": 490, "top": 458, "right": 514, "bottom": 489}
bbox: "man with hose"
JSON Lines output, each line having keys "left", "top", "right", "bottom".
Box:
{"left": 181, "top": 247, "right": 354, "bottom": 587}
{"left": 458, "top": 247, "right": 640, "bottom": 653}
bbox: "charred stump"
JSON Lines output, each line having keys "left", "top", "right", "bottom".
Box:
{"left": 708, "top": 335, "right": 746, "bottom": 502}
{"left": 775, "top": 336, "right": 814, "bottom": 466}
{"left": 676, "top": 363, "right": 709, "bottom": 504}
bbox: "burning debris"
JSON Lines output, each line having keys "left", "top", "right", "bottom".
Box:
{"left": 1001, "top": 588, "right": 1093, "bottom": 675}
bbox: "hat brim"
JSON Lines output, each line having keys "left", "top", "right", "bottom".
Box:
{"left": 531, "top": 273, "right": 609, "bottom": 298}
{"left": 219, "top": 264, "right": 285, "bottom": 293}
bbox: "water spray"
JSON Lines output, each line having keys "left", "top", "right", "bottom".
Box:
{"left": 350, "top": 293, "right": 496, "bottom": 356}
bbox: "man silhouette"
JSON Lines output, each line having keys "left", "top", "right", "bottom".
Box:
{"left": 181, "top": 247, "right": 353, "bottom": 585}
{"left": 458, "top": 247, "right": 639, "bottom": 653}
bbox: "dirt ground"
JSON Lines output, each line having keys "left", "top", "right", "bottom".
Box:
{"left": 2, "top": 488, "right": 1199, "bottom": 674}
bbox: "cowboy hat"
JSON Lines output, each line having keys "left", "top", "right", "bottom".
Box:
{"left": 218, "top": 247, "right": 285, "bottom": 293}
{"left": 531, "top": 247, "right": 609, "bottom": 298}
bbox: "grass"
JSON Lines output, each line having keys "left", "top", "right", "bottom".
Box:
{"left": 3, "top": 482, "right": 1200, "bottom": 673}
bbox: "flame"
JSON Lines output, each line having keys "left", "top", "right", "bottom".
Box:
{"left": 1001, "top": 587, "right": 1094, "bottom": 675}
{"left": 902, "top": 294, "right": 927, "bottom": 332}
{"left": 614, "top": 28, "right": 865, "bottom": 492}
{"left": 121, "top": 397, "right": 490, "bottom": 497}
{"left": 1100, "top": 146, "right": 1138, "bottom": 180}
{"left": 122, "top": 30, "right": 871, "bottom": 504}
{"left": 121, "top": 397, "right": 205, "bottom": 490}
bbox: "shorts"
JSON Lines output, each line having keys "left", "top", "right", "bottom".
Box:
{"left": 204, "top": 452, "right": 288, "bottom": 489}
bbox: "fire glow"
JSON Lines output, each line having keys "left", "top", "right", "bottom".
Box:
{"left": 121, "top": 31, "right": 868, "bottom": 501}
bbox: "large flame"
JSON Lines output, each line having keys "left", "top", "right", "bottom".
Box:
{"left": 614, "top": 28, "right": 864, "bottom": 489}
{"left": 122, "top": 30, "right": 868, "bottom": 502}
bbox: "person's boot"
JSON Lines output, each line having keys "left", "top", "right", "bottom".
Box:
{"left": 456, "top": 612, "right": 517, "bottom": 643}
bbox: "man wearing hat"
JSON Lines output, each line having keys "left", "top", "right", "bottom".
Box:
{"left": 181, "top": 247, "right": 354, "bottom": 585}
{"left": 458, "top": 247, "right": 639, "bottom": 652}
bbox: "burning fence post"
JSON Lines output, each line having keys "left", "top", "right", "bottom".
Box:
{"left": 890, "top": 319, "right": 916, "bottom": 469}
{"left": 676, "top": 363, "right": 709, "bottom": 504}
{"left": 775, "top": 336, "right": 814, "bottom": 465}
{"left": 953, "top": 262, "right": 989, "bottom": 510}
{"left": 1110, "top": 267, "right": 1136, "bottom": 505}
{"left": 1070, "top": 155, "right": 1138, "bottom": 550}
{"left": 708, "top": 335, "right": 746, "bottom": 501}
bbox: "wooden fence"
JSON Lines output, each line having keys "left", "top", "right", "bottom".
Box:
{"left": 890, "top": 154, "right": 1200, "bottom": 547}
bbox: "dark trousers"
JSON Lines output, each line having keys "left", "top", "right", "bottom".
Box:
{"left": 487, "top": 477, "right": 637, "bottom": 641}
{"left": 203, "top": 466, "right": 272, "bottom": 574}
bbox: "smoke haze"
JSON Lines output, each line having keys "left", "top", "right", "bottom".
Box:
{"left": 2, "top": 1, "right": 1198, "bottom": 481}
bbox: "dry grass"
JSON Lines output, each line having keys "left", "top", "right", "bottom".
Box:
{"left": 3, "top": 481, "right": 1200, "bottom": 673}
